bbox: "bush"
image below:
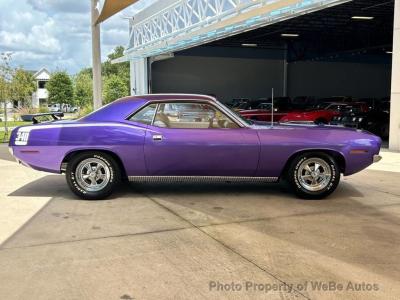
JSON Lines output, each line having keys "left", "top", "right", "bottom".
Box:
{"left": 13, "top": 107, "right": 39, "bottom": 121}
{"left": 39, "top": 106, "right": 49, "bottom": 113}
{"left": 77, "top": 105, "right": 94, "bottom": 118}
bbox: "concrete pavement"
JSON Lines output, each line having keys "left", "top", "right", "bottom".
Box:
{"left": 0, "top": 144, "right": 399, "bottom": 300}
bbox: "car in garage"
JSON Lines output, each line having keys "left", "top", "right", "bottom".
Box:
{"left": 238, "top": 97, "right": 292, "bottom": 122}
{"left": 330, "top": 102, "right": 390, "bottom": 139}
{"left": 232, "top": 99, "right": 261, "bottom": 112}
{"left": 280, "top": 102, "right": 370, "bottom": 124}
{"left": 9, "top": 94, "right": 381, "bottom": 200}
{"left": 318, "top": 96, "right": 354, "bottom": 104}
{"left": 226, "top": 98, "right": 250, "bottom": 109}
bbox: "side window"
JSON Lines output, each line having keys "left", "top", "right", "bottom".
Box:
{"left": 153, "top": 102, "right": 239, "bottom": 129}
{"left": 129, "top": 104, "right": 157, "bottom": 125}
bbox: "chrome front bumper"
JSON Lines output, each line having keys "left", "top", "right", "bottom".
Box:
{"left": 373, "top": 155, "right": 382, "bottom": 163}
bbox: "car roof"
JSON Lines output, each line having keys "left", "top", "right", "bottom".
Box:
{"left": 81, "top": 94, "right": 217, "bottom": 122}
{"left": 133, "top": 93, "right": 216, "bottom": 101}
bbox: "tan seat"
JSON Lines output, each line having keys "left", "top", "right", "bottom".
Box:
{"left": 154, "top": 112, "right": 170, "bottom": 128}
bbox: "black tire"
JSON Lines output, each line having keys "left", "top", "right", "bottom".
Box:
{"left": 287, "top": 152, "right": 340, "bottom": 199}
{"left": 66, "top": 152, "right": 121, "bottom": 200}
{"left": 315, "top": 118, "right": 327, "bottom": 125}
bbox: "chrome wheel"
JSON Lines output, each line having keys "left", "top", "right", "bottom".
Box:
{"left": 297, "top": 158, "right": 332, "bottom": 192}
{"left": 75, "top": 158, "right": 111, "bottom": 192}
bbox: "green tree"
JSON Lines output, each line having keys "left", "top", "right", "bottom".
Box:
{"left": 103, "top": 46, "right": 128, "bottom": 76}
{"left": 0, "top": 52, "right": 13, "bottom": 141}
{"left": 103, "top": 74, "right": 129, "bottom": 104}
{"left": 102, "top": 46, "right": 130, "bottom": 102}
{"left": 74, "top": 71, "right": 92, "bottom": 108}
{"left": 80, "top": 46, "right": 130, "bottom": 95}
{"left": 11, "top": 68, "right": 35, "bottom": 107}
{"left": 47, "top": 71, "right": 74, "bottom": 107}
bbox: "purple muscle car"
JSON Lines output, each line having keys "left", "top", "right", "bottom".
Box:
{"left": 9, "top": 94, "right": 382, "bottom": 200}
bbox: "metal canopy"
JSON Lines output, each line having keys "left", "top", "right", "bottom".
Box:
{"left": 118, "top": 0, "right": 351, "bottom": 62}
{"left": 210, "top": 0, "right": 394, "bottom": 62}
{"left": 96, "top": 0, "right": 140, "bottom": 24}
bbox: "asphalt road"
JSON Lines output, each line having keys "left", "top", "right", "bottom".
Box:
{"left": 0, "top": 144, "right": 399, "bottom": 300}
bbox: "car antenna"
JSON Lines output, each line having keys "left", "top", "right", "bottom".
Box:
{"left": 271, "top": 88, "right": 274, "bottom": 128}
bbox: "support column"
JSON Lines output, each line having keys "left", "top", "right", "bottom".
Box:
{"left": 282, "top": 44, "right": 288, "bottom": 97}
{"left": 130, "top": 60, "right": 137, "bottom": 96}
{"left": 130, "top": 58, "right": 149, "bottom": 95}
{"left": 389, "top": 0, "right": 400, "bottom": 151}
{"left": 91, "top": 0, "right": 102, "bottom": 109}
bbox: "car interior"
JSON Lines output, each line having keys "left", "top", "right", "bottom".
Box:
{"left": 132, "top": 102, "right": 239, "bottom": 129}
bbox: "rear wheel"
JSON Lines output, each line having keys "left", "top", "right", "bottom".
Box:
{"left": 287, "top": 152, "right": 340, "bottom": 199}
{"left": 66, "top": 152, "right": 121, "bottom": 200}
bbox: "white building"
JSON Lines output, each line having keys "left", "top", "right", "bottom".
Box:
{"left": 31, "top": 67, "right": 50, "bottom": 108}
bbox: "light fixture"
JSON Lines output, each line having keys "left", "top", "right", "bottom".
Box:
{"left": 351, "top": 16, "right": 374, "bottom": 20}
{"left": 241, "top": 43, "right": 258, "bottom": 47}
{"left": 386, "top": 51, "right": 393, "bottom": 54}
{"left": 281, "top": 33, "right": 299, "bottom": 37}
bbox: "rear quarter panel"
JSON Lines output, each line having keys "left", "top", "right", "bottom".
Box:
{"left": 10, "top": 121, "right": 148, "bottom": 174}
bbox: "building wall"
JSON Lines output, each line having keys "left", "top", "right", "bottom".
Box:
{"left": 32, "top": 68, "right": 50, "bottom": 108}
{"left": 287, "top": 61, "right": 392, "bottom": 98}
{"left": 151, "top": 47, "right": 391, "bottom": 102}
{"left": 151, "top": 47, "right": 285, "bottom": 103}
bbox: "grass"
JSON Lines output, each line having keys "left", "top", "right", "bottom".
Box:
{"left": 0, "top": 121, "right": 30, "bottom": 127}
{"left": 0, "top": 122, "right": 30, "bottom": 143}
{"left": 0, "top": 131, "right": 10, "bottom": 143}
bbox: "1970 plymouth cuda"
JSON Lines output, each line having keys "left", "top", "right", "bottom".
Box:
{"left": 9, "top": 94, "right": 382, "bottom": 200}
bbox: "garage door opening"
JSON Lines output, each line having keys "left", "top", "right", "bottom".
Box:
{"left": 150, "top": 0, "right": 394, "bottom": 140}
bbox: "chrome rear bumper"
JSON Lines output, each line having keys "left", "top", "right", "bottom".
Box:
{"left": 373, "top": 155, "right": 382, "bottom": 163}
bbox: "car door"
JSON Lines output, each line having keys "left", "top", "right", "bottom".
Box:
{"left": 143, "top": 101, "right": 260, "bottom": 176}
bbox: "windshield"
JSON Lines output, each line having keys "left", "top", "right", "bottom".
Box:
{"left": 326, "top": 104, "right": 356, "bottom": 112}
{"left": 237, "top": 102, "right": 252, "bottom": 109}
{"left": 257, "top": 103, "right": 272, "bottom": 110}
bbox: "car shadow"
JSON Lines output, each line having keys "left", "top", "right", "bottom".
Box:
{"left": 130, "top": 180, "right": 400, "bottom": 282}
{"left": 8, "top": 175, "right": 365, "bottom": 200}
{"left": 7, "top": 175, "right": 132, "bottom": 200}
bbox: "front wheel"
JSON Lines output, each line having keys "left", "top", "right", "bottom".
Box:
{"left": 287, "top": 152, "right": 340, "bottom": 199}
{"left": 66, "top": 152, "right": 121, "bottom": 200}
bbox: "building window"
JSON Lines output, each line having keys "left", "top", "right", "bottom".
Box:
{"left": 39, "top": 98, "right": 47, "bottom": 106}
{"left": 38, "top": 81, "right": 47, "bottom": 89}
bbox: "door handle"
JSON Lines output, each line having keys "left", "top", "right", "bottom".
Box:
{"left": 152, "top": 134, "right": 163, "bottom": 141}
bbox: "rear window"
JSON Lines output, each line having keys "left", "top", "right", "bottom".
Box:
{"left": 128, "top": 104, "right": 157, "bottom": 125}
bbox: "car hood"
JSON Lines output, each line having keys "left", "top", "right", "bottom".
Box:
{"left": 250, "top": 122, "right": 382, "bottom": 146}
{"left": 240, "top": 109, "right": 270, "bottom": 114}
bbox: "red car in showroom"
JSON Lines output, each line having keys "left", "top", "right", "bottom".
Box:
{"left": 239, "top": 97, "right": 291, "bottom": 122}
{"left": 280, "top": 102, "right": 370, "bottom": 124}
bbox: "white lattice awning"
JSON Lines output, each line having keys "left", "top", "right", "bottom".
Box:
{"left": 115, "top": 0, "right": 350, "bottom": 62}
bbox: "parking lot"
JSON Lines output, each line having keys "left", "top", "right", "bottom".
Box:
{"left": 0, "top": 144, "right": 399, "bottom": 299}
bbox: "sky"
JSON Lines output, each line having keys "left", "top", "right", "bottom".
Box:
{"left": 0, "top": 0, "right": 157, "bottom": 74}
